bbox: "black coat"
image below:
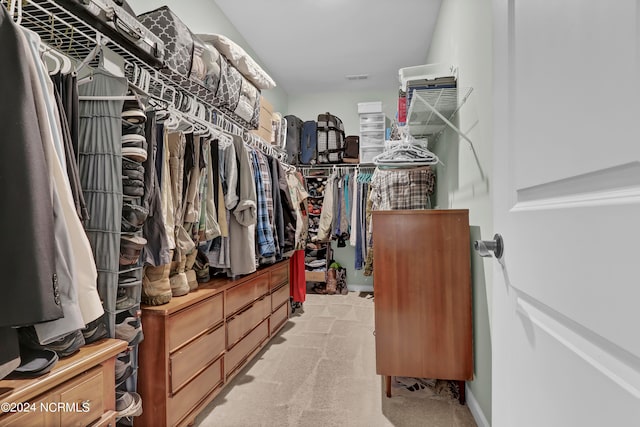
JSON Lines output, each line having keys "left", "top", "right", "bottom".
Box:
{"left": 0, "top": 5, "right": 63, "bottom": 327}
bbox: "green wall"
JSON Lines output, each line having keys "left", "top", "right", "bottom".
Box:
{"left": 286, "top": 88, "right": 397, "bottom": 290}
{"left": 425, "top": 0, "right": 493, "bottom": 424}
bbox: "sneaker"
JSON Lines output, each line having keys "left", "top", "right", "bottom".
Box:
{"left": 82, "top": 316, "right": 108, "bottom": 345}
{"left": 18, "top": 327, "right": 85, "bottom": 358}
{"left": 116, "top": 285, "right": 139, "bottom": 311}
{"left": 121, "top": 202, "right": 149, "bottom": 233}
{"left": 119, "top": 235, "right": 147, "bottom": 267}
{"left": 115, "top": 316, "right": 143, "bottom": 346}
{"left": 115, "top": 391, "right": 143, "bottom": 418}
{"left": 122, "top": 147, "right": 147, "bottom": 162}
{"left": 122, "top": 121, "right": 147, "bottom": 162}
{"left": 7, "top": 348, "right": 58, "bottom": 379}
{"left": 122, "top": 92, "right": 146, "bottom": 125}
{"left": 115, "top": 352, "right": 133, "bottom": 387}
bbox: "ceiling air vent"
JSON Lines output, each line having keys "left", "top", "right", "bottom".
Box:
{"left": 345, "top": 74, "right": 369, "bottom": 81}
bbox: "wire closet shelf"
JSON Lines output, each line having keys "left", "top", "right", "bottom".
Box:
{"left": 5, "top": 0, "right": 258, "bottom": 140}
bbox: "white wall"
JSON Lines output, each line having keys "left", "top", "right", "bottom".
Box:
{"left": 424, "top": 0, "right": 493, "bottom": 424}
{"left": 131, "top": 0, "right": 288, "bottom": 112}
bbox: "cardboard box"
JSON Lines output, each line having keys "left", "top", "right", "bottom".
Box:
{"left": 305, "top": 271, "right": 326, "bottom": 282}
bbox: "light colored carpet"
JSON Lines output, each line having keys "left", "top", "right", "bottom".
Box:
{"left": 195, "top": 292, "right": 477, "bottom": 427}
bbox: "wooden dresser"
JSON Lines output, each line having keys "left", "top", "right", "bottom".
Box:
{"left": 0, "top": 338, "right": 126, "bottom": 427}
{"left": 137, "top": 260, "right": 290, "bottom": 427}
{"left": 372, "top": 210, "right": 473, "bottom": 403}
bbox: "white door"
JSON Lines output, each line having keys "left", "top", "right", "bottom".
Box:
{"left": 492, "top": 1, "right": 640, "bottom": 426}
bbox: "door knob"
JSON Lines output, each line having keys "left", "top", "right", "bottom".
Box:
{"left": 474, "top": 234, "right": 504, "bottom": 259}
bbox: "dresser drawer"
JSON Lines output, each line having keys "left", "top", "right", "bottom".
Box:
{"left": 226, "top": 274, "right": 269, "bottom": 316}
{"left": 271, "top": 283, "right": 290, "bottom": 312}
{"left": 0, "top": 396, "right": 49, "bottom": 427}
{"left": 226, "top": 295, "right": 270, "bottom": 347}
{"left": 170, "top": 323, "right": 225, "bottom": 394}
{"left": 59, "top": 367, "right": 104, "bottom": 427}
{"left": 225, "top": 319, "right": 269, "bottom": 376}
{"left": 269, "top": 262, "right": 289, "bottom": 289}
{"left": 90, "top": 411, "right": 117, "bottom": 427}
{"left": 270, "top": 301, "right": 289, "bottom": 335}
{"left": 167, "top": 358, "right": 222, "bottom": 427}
{"left": 168, "top": 293, "right": 223, "bottom": 353}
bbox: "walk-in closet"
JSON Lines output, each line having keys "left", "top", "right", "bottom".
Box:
{"left": 3, "top": 0, "right": 633, "bottom": 426}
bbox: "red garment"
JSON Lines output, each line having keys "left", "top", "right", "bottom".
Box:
{"left": 289, "top": 250, "right": 306, "bottom": 303}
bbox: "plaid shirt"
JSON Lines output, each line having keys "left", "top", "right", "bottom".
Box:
{"left": 251, "top": 150, "right": 275, "bottom": 257}
{"left": 369, "top": 166, "right": 435, "bottom": 211}
{"left": 256, "top": 151, "right": 274, "bottom": 227}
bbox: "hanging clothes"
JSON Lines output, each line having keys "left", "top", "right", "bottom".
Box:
{"left": 251, "top": 150, "right": 276, "bottom": 262}
{"left": 289, "top": 249, "right": 306, "bottom": 303}
{"left": 228, "top": 134, "right": 257, "bottom": 276}
{"left": 269, "top": 156, "right": 284, "bottom": 259}
{"left": 0, "top": 9, "right": 64, "bottom": 332}
{"left": 369, "top": 166, "right": 435, "bottom": 211}
{"left": 287, "top": 170, "right": 309, "bottom": 251}
{"left": 142, "top": 113, "right": 171, "bottom": 267}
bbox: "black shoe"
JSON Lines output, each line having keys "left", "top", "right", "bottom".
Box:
{"left": 17, "top": 327, "right": 85, "bottom": 358}
{"left": 122, "top": 92, "right": 146, "bottom": 124}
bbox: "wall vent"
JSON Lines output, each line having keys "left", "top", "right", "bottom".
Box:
{"left": 345, "top": 74, "right": 369, "bottom": 80}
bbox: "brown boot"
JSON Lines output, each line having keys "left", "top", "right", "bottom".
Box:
{"left": 169, "top": 253, "right": 190, "bottom": 297}
{"left": 326, "top": 268, "right": 337, "bottom": 295}
{"left": 142, "top": 263, "right": 172, "bottom": 306}
{"left": 184, "top": 249, "right": 198, "bottom": 292}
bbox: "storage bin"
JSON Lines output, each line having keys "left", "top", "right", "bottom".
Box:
{"left": 359, "top": 113, "right": 385, "bottom": 124}
{"left": 138, "top": 6, "right": 195, "bottom": 78}
{"left": 360, "top": 146, "right": 384, "bottom": 164}
{"left": 357, "top": 101, "right": 383, "bottom": 114}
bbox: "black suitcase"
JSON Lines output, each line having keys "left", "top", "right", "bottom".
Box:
{"left": 284, "top": 115, "right": 303, "bottom": 165}
{"left": 317, "top": 112, "right": 345, "bottom": 164}
{"left": 53, "top": 0, "right": 165, "bottom": 68}
{"left": 300, "top": 120, "right": 318, "bottom": 165}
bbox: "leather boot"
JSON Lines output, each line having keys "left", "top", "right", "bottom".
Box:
{"left": 184, "top": 249, "right": 198, "bottom": 292}
{"left": 142, "top": 261, "right": 172, "bottom": 306}
{"left": 326, "top": 268, "right": 337, "bottom": 295}
{"left": 169, "top": 253, "right": 190, "bottom": 297}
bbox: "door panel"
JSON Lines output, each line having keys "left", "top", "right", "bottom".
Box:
{"left": 493, "top": 0, "right": 640, "bottom": 425}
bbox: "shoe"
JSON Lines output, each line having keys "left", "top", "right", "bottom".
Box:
{"left": 194, "top": 249, "right": 210, "bottom": 283}
{"left": 169, "top": 255, "right": 190, "bottom": 297}
{"left": 116, "top": 285, "right": 139, "bottom": 311}
{"left": 184, "top": 250, "right": 198, "bottom": 292}
{"left": 122, "top": 92, "right": 146, "bottom": 124}
{"left": 119, "top": 235, "right": 147, "bottom": 267}
{"left": 82, "top": 316, "right": 108, "bottom": 345}
{"left": 17, "top": 327, "right": 85, "bottom": 358}
{"left": 121, "top": 202, "right": 149, "bottom": 233}
{"left": 116, "top": 391, "right": 143, "bottom": 418}
{"left": 122, "top": 121, "right": 147, "bottom": 162}
{"left": 115, "top": 316, "right": 143, "bottom": 346}
{"left": 326, "top": 268, "right": 337, "bottom": 295}
{"left": 142, "top": 263, "right": 172, "bottom": 306}
{"left": 7, "top": 348, "right": 58, "bottom": 379}
{"left": 115, "top": 352, "right": 133, "bottom": 387}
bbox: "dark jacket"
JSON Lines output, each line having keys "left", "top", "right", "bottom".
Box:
{"left": 0, "top": 5, "right": 63, "bottom": 327}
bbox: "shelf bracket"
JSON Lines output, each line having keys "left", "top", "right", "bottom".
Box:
{"left": 414, "top": 90, "right": 486, "bottom": 181}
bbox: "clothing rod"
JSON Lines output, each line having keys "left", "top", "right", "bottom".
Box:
{"left": 79, "top": 95, "right": 138, "bottom": 101}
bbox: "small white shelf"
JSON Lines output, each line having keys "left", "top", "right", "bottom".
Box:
{"left": 406, "top": 87, "right": 473, "bottom": 140}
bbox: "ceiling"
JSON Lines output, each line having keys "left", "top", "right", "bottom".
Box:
{"left": 213, "top": 0, "right": 443, "bottom": 95}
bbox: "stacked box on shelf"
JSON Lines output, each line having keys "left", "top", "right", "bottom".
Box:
{"left": 357, "top": 102, "right": 387, "bottom": 164}
{"left": 251, "top": 96, "right": 274, "bottom": 143}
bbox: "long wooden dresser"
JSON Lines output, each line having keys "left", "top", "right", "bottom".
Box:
{"left": 137, "top": 260, "right": 290, "bottom": 427}
{"left": 0, "top": 338, "right": 126, "bottom": 427}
